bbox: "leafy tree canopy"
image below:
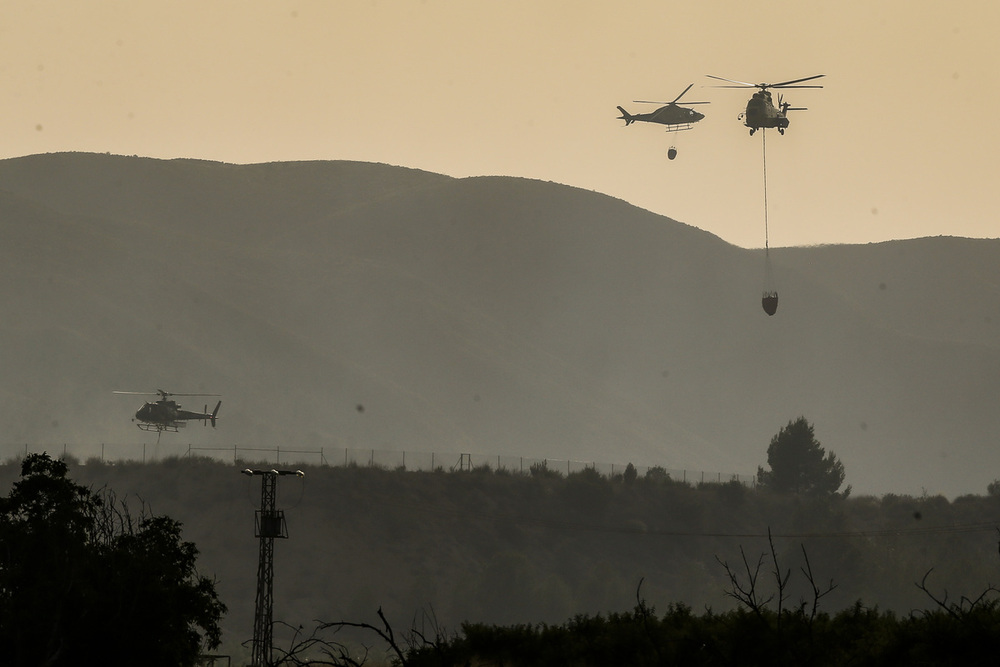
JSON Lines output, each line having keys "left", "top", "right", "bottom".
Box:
{"left": 757, "top": 417, "right": 848, "bottom": 496}
{"left": 0, "top": 453, "right": 226, "bottom": 667}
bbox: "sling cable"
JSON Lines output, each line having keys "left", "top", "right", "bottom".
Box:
{"left": 760, "top": 128, "right": 778, "bottom": 316}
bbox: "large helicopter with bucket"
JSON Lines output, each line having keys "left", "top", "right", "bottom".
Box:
{"left": 616, "top": 83, "right": 709, "bottom": 159}
{"left": 706, "top": 74, "right": 824, "bottom": 135}
{"left": 114, "top": 389, "right": 221, "bottom": 433}
{"left": 704, "top": 75, "right": 824, "bottom": 316}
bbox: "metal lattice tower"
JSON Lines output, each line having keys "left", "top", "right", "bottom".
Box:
{"left": 242, "top": 468, "right": 303, "bottom": 667}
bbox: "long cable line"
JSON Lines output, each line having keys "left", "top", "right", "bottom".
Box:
{"left": 350, "top": 482, "right": 1000, "bottom": 541}
{"left": 760, "top": 128, "right": 778, "bottom": 315}
{"left": 465, "top": 510, "right": 1000, "bottom": 541}
{"left": 763, "top": 127, "right": 769, "bottom": 253}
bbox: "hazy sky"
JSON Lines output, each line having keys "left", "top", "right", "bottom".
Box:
{"left": 2, "top": 1, "right": 997, "bottom": 248}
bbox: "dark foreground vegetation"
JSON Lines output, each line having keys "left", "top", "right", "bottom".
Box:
{"left": 271, "top": 558, "right": 1000, "bottom": 665}
{"left": 397, "top": 596, "right": 1000, "bottom": 666}
{"left": 2, "top": 423, "right": 1000, "bottom": 664}
{"left": 0, "top": 454, "right": 225, "bottom": 667}
{"left": 276, "top": 535, "right": 1000, "bottom": 666}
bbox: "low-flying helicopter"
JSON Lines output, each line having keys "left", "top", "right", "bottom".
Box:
{"left": 114, "top": 390, "right": 221, "bottom": 433}
{"left": 616, "top": 83, "right": 708, "bottom": 159}
{"left": 706, "top": 75, "right": 824, "bottom": 135}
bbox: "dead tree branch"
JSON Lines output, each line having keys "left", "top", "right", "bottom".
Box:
{"left": 915, "top": 568, "right": 1000, "bottom": 620}
{"left": 799, "top": 543, "right": 837, "bottom": 622}
{"left": 767, "top": 528, "right": 791, "bottom": 629}
{"left": 717, "top": 545, "right": 773, "bottom": 620}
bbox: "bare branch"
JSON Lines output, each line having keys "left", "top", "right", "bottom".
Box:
{"left": 962, "top": 585, "right": 1000, "bottom": 611}
{"left": 767, "top": 528, "right": 790, "bottom": 627}
{"left": 717, "top": 545, "right": 773, "bottom": 620}
{"left": 799, "top": 544, "right": 837, "bottom": 622}
{"left": 316, "top": 607, "right": 408, "bottom": 667}
{"left": 915, "top": 569, "right": 961, "bottom": 620}
{"left": 267, "top": 620, "right": 372, "bottom": 666}
{"left": 406, "top": 606, "right": 447, "bottom": 656}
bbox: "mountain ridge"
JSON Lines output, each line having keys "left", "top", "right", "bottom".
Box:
{"left": 1, "top": 153, "right": 997, "bottom": 496}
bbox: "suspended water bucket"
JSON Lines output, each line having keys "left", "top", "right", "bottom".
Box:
{"left": 667, "top": 146, "right": 677, "bottom": 160}
{"left": 761, "top": 291, "right": 778, "bottom": 316}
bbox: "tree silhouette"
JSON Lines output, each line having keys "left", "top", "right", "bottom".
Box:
{"left": 757, "top": 417, "right": 847, "bottom": 496}
{"left": 0, "top": 453, "right": 226, "bottom": 666}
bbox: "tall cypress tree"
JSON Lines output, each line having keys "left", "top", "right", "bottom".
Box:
{"left": 757, "top": 417, "right": 847, "bottom": 496}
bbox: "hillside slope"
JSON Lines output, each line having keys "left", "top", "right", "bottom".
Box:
{"left": 1, "top": 153, "right": 998, "bottom": 496}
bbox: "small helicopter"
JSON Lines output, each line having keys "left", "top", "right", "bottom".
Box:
{"left": 616, "top": 83, "right": 708, "bottom": 159}
{"left": 114, "top": 389, "right": 221, "bottom": 433}
{"left": 706, "top": 75, "right": 824, "bottom": 135}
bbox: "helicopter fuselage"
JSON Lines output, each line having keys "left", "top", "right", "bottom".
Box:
{"left": 741, "top": 91, "right": 790, "bottom": 134}
{"left": 618, "top": 103, "right": 704, "bottom": 130}
{"left": 134, "top": 399, "right": 220, "bottom": 432}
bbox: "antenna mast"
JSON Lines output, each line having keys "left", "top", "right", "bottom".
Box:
{"left": 242, "top": 468, "right": 304, "bottom": 667}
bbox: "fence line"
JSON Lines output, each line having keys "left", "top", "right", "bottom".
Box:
{"left": 186, "top": 445, "right": 756, "bottom": 486}
{"left": 3, "top": 443, "right": 754, "bottom": 487}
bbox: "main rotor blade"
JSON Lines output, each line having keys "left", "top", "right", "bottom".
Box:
{"left": 114, "top": 390, "right": 220, "bottom": 397}
{"left": 706, "top": 75, "right": 756, "bottom": 87}
{"left": 670, "top": 83, "right": 695, "bottom": 104}
{"left": 771, "top": 74, "right": 825, "bottom": 88}
{"left": 633, "top": 100, "right": 710, "bottom": 106}
{"left": 707, "top": 74, "right": 825, "bottom": 89}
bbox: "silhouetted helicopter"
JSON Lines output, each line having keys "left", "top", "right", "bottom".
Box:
{"left": 706, "top": 75, "right": 824, "bottom": 135}
{"left": 617, "top": 83, "right": 708, "bottom": 159}
{"left": 114, "top": 390, "right": 221, "bottom": 433}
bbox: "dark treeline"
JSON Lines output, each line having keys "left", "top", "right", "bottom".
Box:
{"left": 2, "top": 454, "right": 999, "bottom": 659}
{"left": 401, "top": 599, "right": 1000, "bottom": 666}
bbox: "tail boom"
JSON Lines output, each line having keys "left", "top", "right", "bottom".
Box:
{"left": 617, "top": 106, "right": 635, "bottom": 126}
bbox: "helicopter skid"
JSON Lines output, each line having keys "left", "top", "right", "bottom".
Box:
{"left": 665, "top": 124, "right": 695, "bottom": 133}
{"left": 136, "top": 422, "right": 183, "bottom": 433}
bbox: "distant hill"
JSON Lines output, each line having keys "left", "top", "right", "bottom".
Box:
{"left": 1, "top": 152, "right": 998, "bottom": 496}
